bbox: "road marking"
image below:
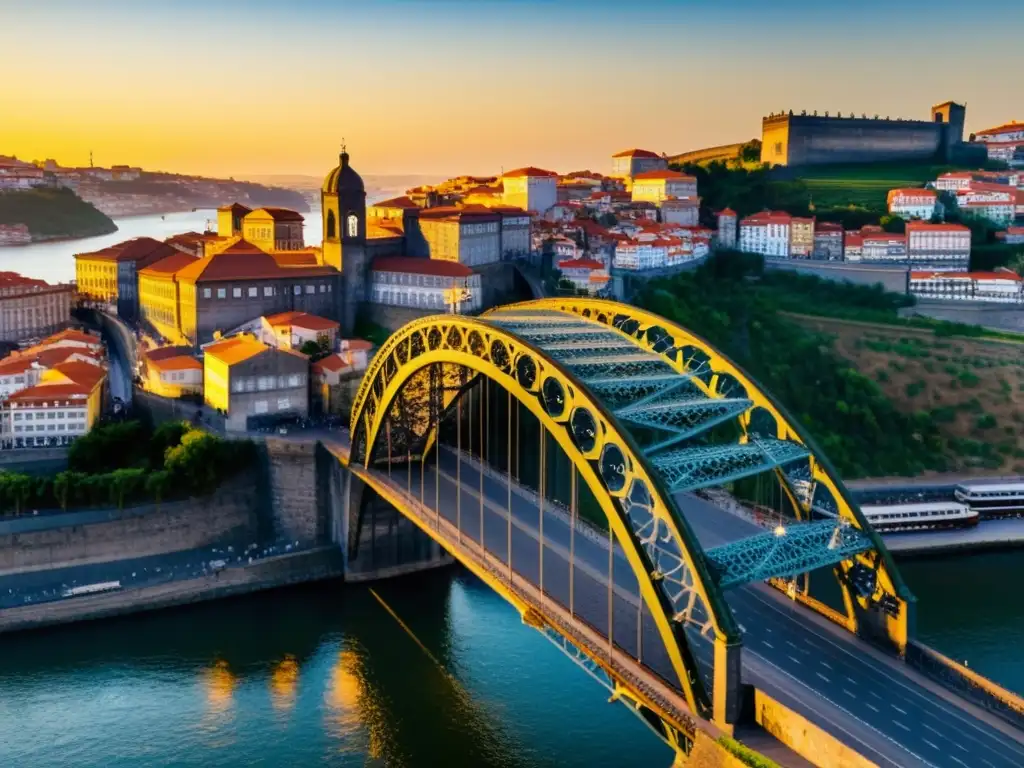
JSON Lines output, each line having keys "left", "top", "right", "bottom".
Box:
{"left": 816, "top": 672, "right": 830, "bottom": 683}
{"left": 893, "top": 720, "right": 910, "bottom": 732}
{"left": 762, "top": 640, "right": 774, "bottom": 649}
{"left": 922, "top": 723, "right": 943, "bottom": 736}
{"left": 845, "top": 676, "right": 858, "bottom": 685}
{"left": 788, "top": 655, "right": 801, "bottom": 664}
{"left": 950, "top": 757, "right": 968, "bottom": 767}
{"left": 923, "top": 739, "right": 939, "bottom": 750}
{"left": 785, "top": 640, "right": 800, "bottom": 650}
{"left": 865, "top": 703, "right": 880, "bottom": 713}
{"left": 868, "top": 690, "right": 882, "bottom": 700}
{"left": 953, "top": 743, "right": 968, "bottom": 752}
{"left": 842, "top": 688, "right": 856, "bottom": 698}
{"left": 820, "top": 660, "right": 832, "bottom": 670}
{"left": 980, "top": 760, "right": 996, "bottom": 768}
{"left": 892, "top": 704, "right": 908, "bottom": 715}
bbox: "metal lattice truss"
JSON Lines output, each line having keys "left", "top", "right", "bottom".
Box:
{"left": 349, "top": 313, "right": 735, "bottom": 721}
{"left": 483, "top": 300, "right": 912, "bottom": 651}
{"left": 706, "top": 521, "right": 874, "bottom": 589}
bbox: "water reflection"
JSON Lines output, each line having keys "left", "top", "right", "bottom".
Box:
{"left": 270, "top": 654, "right": 300, "bottom": 713}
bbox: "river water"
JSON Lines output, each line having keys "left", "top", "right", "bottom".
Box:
{"left": 1, "top": 215, "right": 1022, "bottom": 766}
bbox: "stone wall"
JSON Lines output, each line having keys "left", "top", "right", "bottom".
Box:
{"left": 754, "top": 689, "right": 876, "bottom": 768}
{"left": 0, "top": 474, "right": 259, "bottom": 574}
{"left": 365, "top": 302, "right": 434, "bottom": 333}
{"left": 263, "top": 438, "right": 325, "bottom": 545}
{"left": 902, "top": 300, "right": 1024, "bottom": 333}
{"left": 764, "top": 258, "right": 910, "bottom": 293}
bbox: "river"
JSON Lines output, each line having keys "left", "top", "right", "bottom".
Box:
{"left": 0, "top": 210, "right": 326, "bottom": 286}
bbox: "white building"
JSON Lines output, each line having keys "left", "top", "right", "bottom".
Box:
{"left": 910, "top": 270, "right": 1023, "bottom": 303}
{"left": 370, "top": 257, "right": 482, "bottom": 314}
{"left": 611, "top": 149, "right": 666, "bottom": 179}
{"left": 956, "top": 183, "right": 1016, "bottom": 226}
{"left": 630, "top": 170, "right": 698, "bottom": 204}
{"left": 738, "top": 211, "right": 791, "bottom": 258}
{"left": 716, "top": 209, "right": 738, "bottom": 249}
{"left": 906, "top": 222, "right": 971, "bottom": 271}
{"left": 974, "top": 122, "right": 1024, "bottom": 168}
{"left": 887, "top": 188, "right": 938, "bottom": 220}
{"left": 2, "top": 385, "right": 92, "bottom": 448}
{"left": 501, "top": 167, "right": 557, "bottom": 215}
{"left": 551, "top": 236, "right": 579, "bottom": 261}
{"left": 557, "top": 257, "right": 610, "bottom": 295}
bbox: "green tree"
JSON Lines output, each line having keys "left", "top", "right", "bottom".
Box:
{"left": 299, "top": 340, "right": 321, "bottom": 357}
{"left": 879, "top": 215, "right": 906, "bottom": 234}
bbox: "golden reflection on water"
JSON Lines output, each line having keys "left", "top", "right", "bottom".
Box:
{"left": 199, "top": 658, "right": 238, "bottom": 741}
{"left": 270, "top": 654, "right": 300, "bottom": 713}
{"left": 324, "top": 649, "right": 362, "bottom": 738}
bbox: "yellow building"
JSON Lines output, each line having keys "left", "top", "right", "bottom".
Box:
{"left": 38, "top": 360, "right": 106, "bottom": 428}
{"left": 217, "top": 203, "right": 252, "bottom": 238}
{"left": 242, "top": 208, "right": 306, "bottom": 252}
{"left": 74, "top": 246, "right": 120, "bottom": 306}
{"left": 138, "top": 252, "right": 198, "bottom": 346}
{"left": 143, "top": 346, "right": 203, "bottom": 398}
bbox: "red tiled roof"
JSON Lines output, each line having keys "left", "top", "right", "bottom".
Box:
{"left": 41, "top": 329, "right": 101, "bottom": 346}
{"left": 418, "top": 204, "right": 500, "bottom": 221}
{"left": 6, "top": 383, "right": 90, "bottom": 405}
{"left": 977, "top": 122, "right": 1024, "bottom": 137}
{"left": 139, "top": 251, "right": 199, "bottom": 277}
{"left": 49, "top": 361, "right": 106, "bottom": 390}
{"left": 265, "top": 311, "right": 339, "bottom": 332}
{"left": 175, "top": 240, "right": 336, "bottom": 283}
{"left": 558, "top": 258, "right": 606, "bottom": 270}
{"left": 33, "top": 347, "right": 100, "bottom": 368}
{"left": 147, "top": 355, "right": 203, "bottom": 372}
{"left": 203, "top": 336, "right": 268, "bottom": 366}
{"left": 248, "top": 207, "right": 304, "bottom": 222}
{"left": 217, "top": 203, "right": 252, "bottom": 214}
{"left": 612, "top": 149, "right": 661, "bottom": 159}
{"left": 502, "top": 166, "right": 558, "bottom": 178}
{"left": 741, "top": 211, "right": 792, "bottom": 225}
{"left": 271, "top": 251, "right": 320, "bottom": 267}
{"left": 815, "top": 222, "right": 844, "bottom": 232}
{"left": 145, "top": 345, "right": 196, "bottom": 362}
{"left": 717, "top": 208, "right": 737, "bottom": 217}
{"left": 75, "top": 237, "right": 176, "bottom": 266}
{"left": 632, "top": 170, "right": 695, "bottom": 181}
{"left": 372, "top": 196, "right": 420, "bottom": 209}
{"left": 372, "top": 257, "right": 473, "bottom": 278}
{"left": 888, "top": 187, "right": 937, "bottom": 200}
{"left": 906, "top": 222, "right": 971, "bottom": 233}
{"left": 0, "top": 356, "right": 37, "bottom": 375}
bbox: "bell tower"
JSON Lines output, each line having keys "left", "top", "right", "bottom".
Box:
{"left": 320, "top": 142, "right": 367, "bottom": 335}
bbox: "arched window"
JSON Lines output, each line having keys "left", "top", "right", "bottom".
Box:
{"left": 347, "top": 214, "right": 359, "bottom": 238}
{"left": 326, "top": 210, "right": 336, "bottom": 239}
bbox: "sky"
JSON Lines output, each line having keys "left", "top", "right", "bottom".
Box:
{"left": 2, "top": 0, "right": 1023, "bottom": 179}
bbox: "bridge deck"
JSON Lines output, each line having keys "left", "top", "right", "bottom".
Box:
{"left": 332, "top": 440, "right": 1024, "bottom": 768}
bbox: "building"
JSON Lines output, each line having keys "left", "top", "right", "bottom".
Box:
{"left": 141, "top": 346, "right": 203, "bottom": 398}
{"left": 0, "top": 330, "right": 104, "bottom": 401}
{"left": 813, "top": 222, "right": 843, "bottom": 260}
{"left": 417, "top": 206, "right": 502, "bottom": 267}
{"left": 551, "top": 236, "right": 580, "bottom": 261}
{"left": 905, "top": 222, "right": 971, "bottom": 271}
{"left": 0, "top": 272, "right": 73, "bottom": 343}
{"left": 557, "top": 257, "right": 610, "bottom": 295}
{"left": 611, "top": 149, "right": 667, "bottom": 179}
{"left": 630, "top": 170, "right": 697, "bottom": 204}
{"left": 3, "top": 384, "right": 96, "bottom": 448}
{"left": 859, "top": 230, "right": 907, "bottom": 264}
{"left": 716, "top": 209, "right": 738, "bottom": 250}
{"left": 216, "top": 203, "right": 252, "bottom": 237}
{"left": 501, "top": 167, "right": 557, "bottom": 215}
{"left": 661, "top": 197, "right": 700, "bottom": 226}
{"left": 370, "top": 257, "right": 482, "bottom": 314}
{"left": 0, "top": 224, "right": 31, "bottom": 246}
{"left": 843, "top": 231, "right": 863, "bottom": 261}
{"left": 974, "top": 122, "right": 1024, "bottom": 168}
{"left": 311, "top": 339, "right": 372, "bottom": 414}
{"left": 956, "top": 183, "right": 1016, "bottom": 226}
{"left": 487, "top": 206, "right": 531, "bottom": 259}
{"left": 137, "top": 251, "right": 200, "bottom": 345}
{"left": 761, "top": 101, "right": 967, "bottom": 167}
{"left": 789, "top": 217, "right": 815, "bottom": 258}
{"left": 159, "top": 239, "right": 339, "bottom": 348}
{"left": 998, "top": 227, "right": 1024, "bottom": 245}
{"left": 910, "top": 270, "right": 1023, "bottom": 303}
{"left": 241, "top": 208, "right": 305, "bottom": 251}
{"left": 739, "top": 211, "right": 791, "bottom": 258}
{"left": 321, "top": 147, "right": 368, "bottom": 336}
{"left": 260, "top": 311, "right": 339, "bottom": 352}
{"left": 202, "top": 334, "right": 308, "bottom": 431}
{"left": 887, "top": 188, "right": 938, "bottom": 220}
{"left": 74, "top": 237, "right": 178, "bottom": 321}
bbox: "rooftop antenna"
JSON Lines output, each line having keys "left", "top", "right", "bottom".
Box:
{"left": 89, "top": 150, "right": 94, "bottom": 168}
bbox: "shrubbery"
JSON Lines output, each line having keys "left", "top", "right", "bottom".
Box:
{"left": 0, "top": 420, "right": 254, "bottom": 515}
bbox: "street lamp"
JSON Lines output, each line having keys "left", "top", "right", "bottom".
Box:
{"left": 444, "top": 284, "right": 472, "bottom": 315}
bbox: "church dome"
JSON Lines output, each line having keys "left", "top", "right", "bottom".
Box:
{"left": 322, "top": 150, "right": 364, "bottom": 194}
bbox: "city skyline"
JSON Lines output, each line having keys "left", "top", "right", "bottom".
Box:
{"left": 3, "top": 0, "right": 1024, "bottom": 178}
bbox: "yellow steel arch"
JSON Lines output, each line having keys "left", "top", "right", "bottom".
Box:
{"left": 350, "top": 314, "right": 741, "bottom": 726}
{"left": 487, "top": 298, "right": 913, "bottom": 648}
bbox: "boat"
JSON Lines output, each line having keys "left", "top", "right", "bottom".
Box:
{"left": 861, "top": 501, "right": 978, "bottom": 533}
{"left": 954, "top": 482, "right": 1024, "bottom": 518}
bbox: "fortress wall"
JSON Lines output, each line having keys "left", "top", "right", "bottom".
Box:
{"left": 764, "top": 115, "right": 948, "bottom": 166}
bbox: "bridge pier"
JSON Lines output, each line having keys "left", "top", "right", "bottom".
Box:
{"left": 714, "top": 636, "right": 742, "bottom": 730}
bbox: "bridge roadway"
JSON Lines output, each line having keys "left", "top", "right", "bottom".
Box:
{"left": 337, "top": 441, "right": 1024, "bottom": 768}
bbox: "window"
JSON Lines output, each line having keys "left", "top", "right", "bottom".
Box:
{"left": 264, "top": 286, "right": 274, "bottom": 297}
{"left": 217, "top": 288, "right": 226, "bottom": 299}
{"left": 319, "top": 284, "right": 326, "bottom": 293}
{"left": 326, "top": 210, "right": 336, "bottom": 239}
{"left": 203, "top": 288, "right": 212, "bottom": 299}
{"left": 58, "top": 424, "right": 65, "bottom": 431}
{"left": 347, "top": 214, "right": 359, "bottom": 238}
{"left": 277, "top": 397, "right": 291, "bottom": 410}
{"left": 305, "top": 285, "right": 314, "bottom": 294}
{"left": 254, "top": 400, "right": 269, "bottom": 415}
{"left": 293, "top": 285, "right": 301, "bottom": 296}
{"left": 233, "top": 287, "right": 242, "bottom": 298}
{"left": 287, "top": 373, "right": 301, "bottom": 387}
{"left": 47, "top": 412, "right": 56, "bottom": 419}
{"left": 248, "top": 287, "right": 257, "bottom": 298}
{"left": 13, "top": 413, "right": 21, "bottom": 421}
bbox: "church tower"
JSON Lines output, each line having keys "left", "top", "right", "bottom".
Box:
{"left": 321, "top": 145, "right": 367, "bottom": 335}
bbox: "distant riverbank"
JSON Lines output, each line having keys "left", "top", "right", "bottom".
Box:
{"left": 0, "top": 187, "right": 118, "bottom": 246}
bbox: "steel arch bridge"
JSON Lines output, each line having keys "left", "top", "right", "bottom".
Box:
{"left": 348, "top": 298, "right": 913, "bottom": 753}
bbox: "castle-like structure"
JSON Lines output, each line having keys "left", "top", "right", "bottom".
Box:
{"left": 761, "top": 101, "right": 974, "bottom": 167}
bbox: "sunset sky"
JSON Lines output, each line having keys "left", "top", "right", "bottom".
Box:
{"left": 3, "top": 0, "right": 1023, "bottom": 179}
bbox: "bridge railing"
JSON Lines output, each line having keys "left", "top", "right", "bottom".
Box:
{"left": 351, "top": 462, "right": 709, "bottom": 747}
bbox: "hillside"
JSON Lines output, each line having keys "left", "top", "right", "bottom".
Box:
{"left": 780, "top": 162, "right": 964, "bottom": 210}
{"left": 0, "top": 187, "right": 117, "bottom": 242}
{"left": 792, "top": 315, "right": 1024, "bottom": 475}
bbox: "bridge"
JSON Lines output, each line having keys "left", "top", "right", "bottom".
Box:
{"left": 331, "top": 298, "right": 1024, "bottom": 767}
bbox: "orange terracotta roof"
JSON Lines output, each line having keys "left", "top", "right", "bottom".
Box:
{"left": 248, "top": 207, "right": 304, "bottom": 222}
{"left": 418, "top": 205, "right": 500, "bottom": 222}
{"left": 372, "top": 257, "right": 473, "bottom": 278}
{"left": 558, "top": 258, "right": 606, "bottom": 270}
{"left": 204, "top": 336, "right": 268, "bottom": 366}
{"left": 6, "top": 383, "right": 90, "bottom": 405}
{"left": 265, "top": 311, "right": 339, "bottom": 332}
{"left": 612, "top": 149, "right": 661, "bottom": 159}
{"left": 906, "top": 222, "right": 971, "bottom": 233}
{"left": 146, "top": 354, "right": 202, "bottom": 372}
{"left": 815, "top": 222, "right": 844, "bottom": 232}
{"left": 741, "top": 211, "right": 792, "bottom": 225}
{"left": 49, "top": 361, "right": 106, "bottom": 390}
{"left": 717, "top": 208, "right": 737, "bottom": 217}
{"left": 977, "top": 122, "right": 1024, "bottom": 137}
{"left": 632, "top": 170, "right": 695, "bottom": 181}
{"left": 0, "top": 356, "right": 38, "bottom": 375}
{"left": 175, "top": 240, "right": 336, "bottom": 283}
{"left": 271, "top": 250, "right": 320, "bottom": 267}
{"left": 312, "top": 352, "right": 362, "bottom": 375}
{"left": 888, "top": 188, "right": 937, "bottom": 200}
{"left": 502, "top": 166, "right": 558, "bottom": 178}
{"left": 139, "top": 251, "right": 199, "bottom": 277}
{"left": 912, "top": 271, "right": 1022, "bottom": 281}
{"left": 40, "top": 329, "right": 101, "bottom": 346}
{"left": 373, "top": 195, "right": 420, "bottom": 209}
{"left": 32, "top": 347, "right": 100, "bottom": 368}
